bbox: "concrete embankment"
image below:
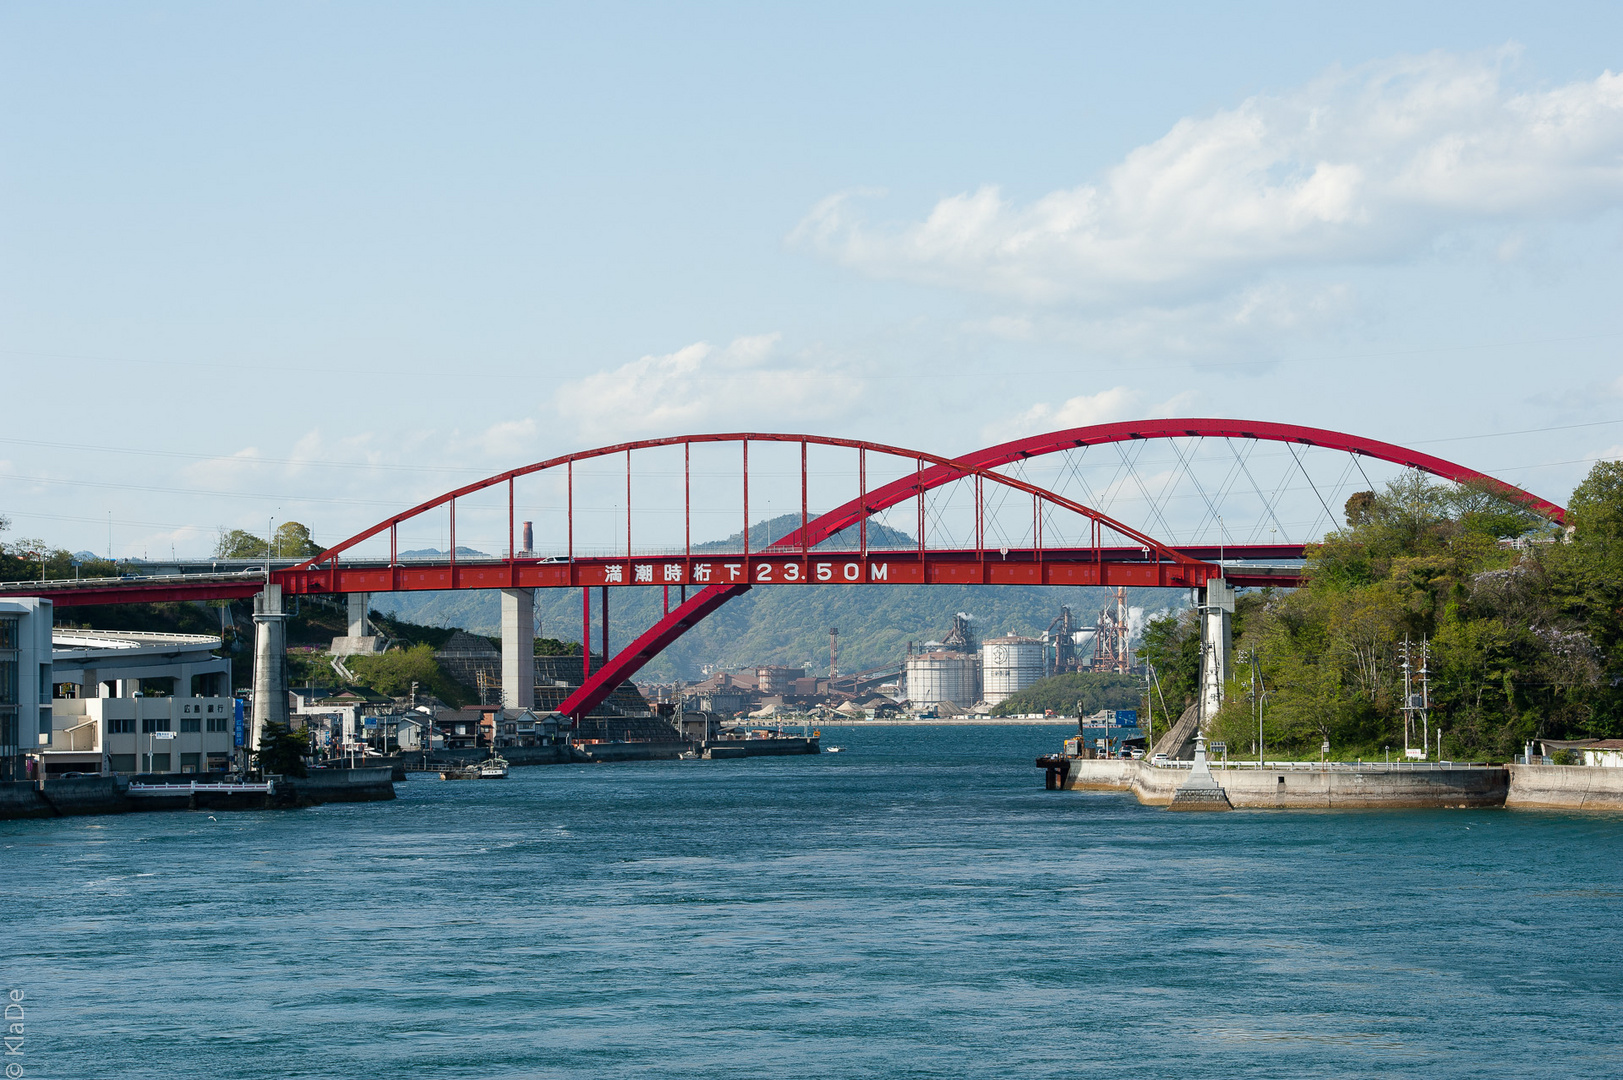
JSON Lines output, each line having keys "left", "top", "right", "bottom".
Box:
{"left": 0, "top": 776, "right": 128, "bottom": 819}
{"left": 1506, "top": 764, "right": 1623, "bottom": 811}
{"left": 573, "top": 740, "right": 690, "bottom": 762}
{"left": 703, "top": 737, "right": 819, "bottom": 759}
{"left": 1057, "top": 759, "right": 1509, "bottom": 809}
{"left": 1, "top": 769, "right": 398, "bottom": 820}
{"left": 278, "top": 767, "right": 396, "bottom": 805}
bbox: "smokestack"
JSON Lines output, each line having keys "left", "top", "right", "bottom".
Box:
{"left": 522, "top": 521, "right": 534, "bottom": 555}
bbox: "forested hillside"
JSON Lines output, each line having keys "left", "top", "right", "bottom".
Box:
{"left": 1140, "top": 465, "right": 1623, "bottom": 760}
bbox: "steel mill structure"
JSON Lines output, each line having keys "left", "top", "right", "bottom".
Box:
{"left": 980, "top": 636, "right": 1048, "bottom": 706}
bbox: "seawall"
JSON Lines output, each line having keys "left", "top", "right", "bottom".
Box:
{"left": 1060, "top": 759, "right": 1509, "bottom": 809}
{"left": 1506, "top": 763, "right": 1623, "bottom": 811}
{"left": 279, "top": 767, "right": 397, "bottom": 805}
{"left": 0, "top": 776, "right": 129, "bottom": 819}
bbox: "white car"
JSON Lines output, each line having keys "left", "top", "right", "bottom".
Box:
{"left": 1150, "top": 752, "right": 1170, "bottom": 766}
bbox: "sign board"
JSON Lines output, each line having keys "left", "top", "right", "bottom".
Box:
{"left": 152, "top": 730, "right": 176, "bottom": 740}
{"left": 233, "top": 699, "right": 246, "bottom": 747}
{"left": 1113, "top": 709, "right": 1138, "bottom": 726}
{"left": 1210, "top": 742, "right": 1227, "bottom": 754}
{"left": 1404, "top": 748, "right": 1425, "bottom": 760}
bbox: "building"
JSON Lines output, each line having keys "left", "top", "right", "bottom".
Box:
{"left": 48, "top": 694, "right": 238, "bottom": 776}
{"left": 1, "top": 598, "right": 55, "bottom": 782}
{"left": 755, "top": 666, "right": 805, "bottom": 695}
{"left": 0, "top": 606, "right": 241, "bottom": 779}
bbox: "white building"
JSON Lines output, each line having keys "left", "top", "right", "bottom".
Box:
{"left": 0, "top": 610, "right": 244, "bottom": 779}
{"left": 0, "top": 598, "right": 55, "bottom": 782}
{"left": 48, "top": 694, "right": 238, "bottom": 776}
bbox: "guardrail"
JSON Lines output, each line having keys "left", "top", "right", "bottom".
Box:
{"left": 1142, "top": 759, "right": 1498, "bottom": 771}
{"left": 127, "top": 781, "right": 275, "bottom": 796}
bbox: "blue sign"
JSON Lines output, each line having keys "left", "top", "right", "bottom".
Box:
{"left": 1114, "top": 709, "right": 1138, "bottom": 726}
{"left": 233, "top": 699, "right": 245, "bottom": 747}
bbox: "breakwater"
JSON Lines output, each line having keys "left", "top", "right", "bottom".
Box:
{"left": 1051, "top": 757, "right": 1623, "bottom": 811}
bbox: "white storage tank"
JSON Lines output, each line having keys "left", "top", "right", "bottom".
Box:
{"left": 905, "top": 651, "right": 979, "bottom": 708}
{"left": 981, "top": 636, "right": 1046, "bottom": 705}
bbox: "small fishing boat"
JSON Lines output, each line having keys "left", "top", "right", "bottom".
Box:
{"left": 440, "top": 753, "right": 510, "bottom": 780}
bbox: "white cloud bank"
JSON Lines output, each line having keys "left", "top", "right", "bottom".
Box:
{"left": 793, "top": 51, "right": 1623, "bottom": 304}
{"left": 553, "top": 333, "right": 868, "bottom": 442}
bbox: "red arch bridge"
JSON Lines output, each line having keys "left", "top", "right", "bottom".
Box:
{"left": 2, "top": 420, "right": 1566, "bottom": 727}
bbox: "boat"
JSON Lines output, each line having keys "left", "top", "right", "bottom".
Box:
{"left": 826, "top": 746, "right": 844, "bottom": 753}
{"left": 439, "top": 753, "right": 510, "bottom": 780}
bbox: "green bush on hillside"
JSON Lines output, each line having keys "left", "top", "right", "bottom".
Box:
{"left": 344, "top": 644, "right": 476, "bottom": 707}
{"left": 990, "top": 672, "right": 1143, "bottom": 716}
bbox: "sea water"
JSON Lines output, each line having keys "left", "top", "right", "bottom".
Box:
{"left": 3, "top": 724, "right": 1621, "bottom": 1079}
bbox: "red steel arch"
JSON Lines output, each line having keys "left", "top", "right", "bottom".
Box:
{"left": 561, "top": 418, "right": 1566, "bottom": 719}
{"left": 892, "top": 418, "right": 1568, "bottom": 525}
{"left": 288, "top": 431, "right": 1204, "bottom": 577}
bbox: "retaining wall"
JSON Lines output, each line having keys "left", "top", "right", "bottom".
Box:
{"left": 0, "top": 776, "right": 129, "bottom": 819}
{"left": 1065, "top": 761, "right": 1509, "bottom": 809}
{"left": 279, "top": 767, "right": 396, "bottom": 805}
{"left": 1506, "top": 763, "right": 1623, "bottom": 811}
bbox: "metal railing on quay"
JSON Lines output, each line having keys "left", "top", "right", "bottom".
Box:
{"left": 1163, "top": 759, "right": 1498, "bottom": 771}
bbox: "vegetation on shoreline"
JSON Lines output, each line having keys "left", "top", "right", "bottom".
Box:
{"left": 990, "top": 672, "right": 1143, "bottom": 717}
{"left": 1140, "top": 464, "right": 1623, "bottom": 761}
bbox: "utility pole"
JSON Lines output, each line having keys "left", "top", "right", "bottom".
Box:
{"left": 1400, "top": 638, "right": 1431, "bottom": 758}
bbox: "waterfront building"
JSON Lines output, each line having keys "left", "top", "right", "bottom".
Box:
{"left": 0, "top": 597, "right": 54, "bottom": 782}
{"left": 47, "top": 695, "right": 238, "bottom": 775}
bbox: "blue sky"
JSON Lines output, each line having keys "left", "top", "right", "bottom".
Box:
{"left": 2, "top": 2, "right": 1622, "bottom": 558}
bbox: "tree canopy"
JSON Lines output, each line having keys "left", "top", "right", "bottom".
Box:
{"left": 989, "top": 671, "right": 1143, "bottom": 717}
{"left": 1176, "top": 466, "right": 1622, "bottom": 761}
{"left": 213, "top": 522, "right": 322, "bottom": 560}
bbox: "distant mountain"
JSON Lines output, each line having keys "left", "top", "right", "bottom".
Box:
{"left": 693, "top": 514, "right": 918, "bottom": 554}
{"left": 71, "top": 551, "right": 101, "bottom": 562}
{"left": 396, "top": 546, "right": 491, "bottom": 559}
{"left": 369, "top": 511, "right": 1186, "bottom": 679}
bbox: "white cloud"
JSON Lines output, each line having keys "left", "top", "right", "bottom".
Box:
{"left": 553, "top": 333, "right": 868, "bottom": 443}
{"left": 983, "top": 386, "right": 1200, "bottom": 445}
{"left": 476, "top": 418, "right": 538, "bottom": 459}
{"left": 793, "top": 51, "right": 1623, "bottom": 305}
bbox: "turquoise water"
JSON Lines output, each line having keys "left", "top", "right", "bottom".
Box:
{"left": 4, "top": 724, "right": 1621, "bottom": 1079}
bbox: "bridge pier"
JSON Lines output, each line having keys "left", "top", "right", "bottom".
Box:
{"left": 347, "top": 592, "right": 371, "bottom": 638}
{"left": 500, "top": 588, "right": 535, "bottom": 710}
{"left": 251, "top": 585, "right": 289, "bottom": 758}
{"left": 1199, "top": 577, "right": 1235, "bottom": 728}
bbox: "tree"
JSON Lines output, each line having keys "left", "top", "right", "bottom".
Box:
{"left": 214, "top": 529, "right": 268, "bottom": 559}
{"left": 256, "top": 720, "right": 310, "bottom": 777}
{"left": 273, "top": 521, "right": 323, "bottom": 558}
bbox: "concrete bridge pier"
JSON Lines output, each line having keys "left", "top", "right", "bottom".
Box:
{"left": 251, "top": 585, "right": 290, "bottom": 756}
{"left": 501, "top": 588, "right": 535, "bottom": 710}
{"left": 1199, "top": 576, "right": 1235, "bottom": 728}
{"left": 347, "top": 592, "right": 371, "bottom": 638}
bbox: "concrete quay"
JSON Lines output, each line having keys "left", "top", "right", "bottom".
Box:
{"left": 1050, "top": 758, "right": 1518, "bottom": 810}
{"left": 0, "top": 768, "right": 396, "bottom": 820}
{"left": 1505, "top": 763, "right": 1623, "bottom": 811}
